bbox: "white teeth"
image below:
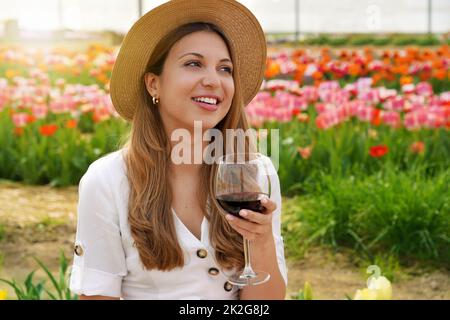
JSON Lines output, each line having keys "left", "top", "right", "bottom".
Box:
{"left": 193, "top": 97, "right": 218, "bottom": 105}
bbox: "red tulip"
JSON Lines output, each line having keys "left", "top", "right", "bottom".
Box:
{"left": 369, "top": 145, "right": 389, "bottom": 158}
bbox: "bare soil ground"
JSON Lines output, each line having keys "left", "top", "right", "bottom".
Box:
{"left": 0, "top": 180, "right": 449, "bottom": 300}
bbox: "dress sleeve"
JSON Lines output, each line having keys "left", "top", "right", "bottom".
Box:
{"left": 267, "top": 158, "right": 288, "bottom": 286}
{"left": 69, "top": 163, "right": 127, "bottom": 298}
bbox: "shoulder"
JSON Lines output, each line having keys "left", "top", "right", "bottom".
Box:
{"left": 80, "top": 148, "right": 128, "bottom": 190}
{"left": 77, "top": 148, "right": 129, "bottom": 223}
{"left": 260, "top": 154, "right": 279, "bottom": 179}
{"left": 88, "top": 148, "right": 127, "bottom": 175}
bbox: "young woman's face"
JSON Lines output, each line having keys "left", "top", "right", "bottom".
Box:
{"left": 145, "top": 31, "right": 235, "bottom": 134}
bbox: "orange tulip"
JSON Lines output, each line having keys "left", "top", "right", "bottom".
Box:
{"left": 40, "top": 124, "right": 58, "bottom": 137}
{"left": 14, "top": 127, "right": 24, "bottom": 136}
{"left": 66, "top": 119, "right": 78, "bottom": 129}
{"left": 27, "top": 114, "right": 36, "bottom": 124}
{"left": 433, "top": 69, "right": 446, "bottom": 80}
{"left": 349, "top": 63, "right": 361, "bottom": 76}
{"left": 297, "top": 146, "right": 313, "bottom": 159}
{"left": 265, "top": 60, "right": 280, "bottom": 78}
{"left": 400, "top": 76, "right": 413, "bottom": 85}
{"left": 312, "top": 71, "right": 323, "bottom": 80}
{"left": 410, "top": 141, "right": 425, "bottom": 154}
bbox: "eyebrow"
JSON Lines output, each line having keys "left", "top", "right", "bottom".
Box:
{"left": 178, "top": 52, "right": 232, "bottom": 64}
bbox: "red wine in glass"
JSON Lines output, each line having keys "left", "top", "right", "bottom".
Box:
{"left": 216, "top": 192, "right": 267, "bottom": 218}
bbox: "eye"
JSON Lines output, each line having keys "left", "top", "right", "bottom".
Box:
{"left": 186, "top": 61, "right": 201, "bottom": 68}
{"left": 185, "top": 61, "right": 233, "bottom": 74}
{"left": 221, "top": 66, "right": 233, "bottom": 74}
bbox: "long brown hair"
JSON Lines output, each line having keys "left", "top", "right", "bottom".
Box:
{"left": 119, "top": 22, "right": 256, "bottom": 271}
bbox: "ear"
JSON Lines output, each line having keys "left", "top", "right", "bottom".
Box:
{"left": 144, "top": 72, "right": 160, "bottom": 97}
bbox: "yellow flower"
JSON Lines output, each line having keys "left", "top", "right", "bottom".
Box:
{"left": 0, "top": 289, "right": 7, "bottom": 300}
{"left": 353, "top": 276, "right": 392, "bottom": 300}
{"left": 5, "top": 69, "right": 16, "bottom": 79}
{"left": 354, "top": 288, "right": 379, "bottom": 300}
{"left": 368, "top": 276, "right": 392, "bottom": 300}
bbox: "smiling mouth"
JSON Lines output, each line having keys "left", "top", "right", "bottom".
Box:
{"left": 191, "top": 98, "right": 220, "bottom": 111}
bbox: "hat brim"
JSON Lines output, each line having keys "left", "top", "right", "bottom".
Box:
{"left": 110, "top": 0, "right": 267, "bottom": 122}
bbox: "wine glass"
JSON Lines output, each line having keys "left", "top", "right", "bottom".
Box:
{"left": 214, "top": 152, "right": 271, "bottom": 286}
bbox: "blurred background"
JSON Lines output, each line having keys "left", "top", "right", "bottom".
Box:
{"left": 0, "top": 0, "right": 448, "bottom": 300}
{"left": 0, "top": 0, "right": 449, "bottom": 46}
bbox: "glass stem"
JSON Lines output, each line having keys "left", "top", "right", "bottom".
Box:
{"left": 241, "top": 238, "right": 257, "bottom": 278}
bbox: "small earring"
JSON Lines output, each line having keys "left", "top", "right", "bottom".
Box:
{"left": 152, "top": 96, "right": 159, "bottom": 105}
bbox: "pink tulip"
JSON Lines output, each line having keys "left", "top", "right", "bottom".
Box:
{"left": 416, "top": 82, "right": 433, "bottom": 96}
{"left": 383, "top": 96, "right": 404, "bottom": 111}
{"left": 302, "top": 86, "right": 318, "bottom": 102}
{"left": 357, "top": 106, "right": 376, "bottom": 122}
{"left": 31, "top": 104, "right": 48, "bottom": 119}
{"left": 12, "top": 112, "right": 29, "bottom": 127}
{"left": 380, "top": 111, "right": 401, "bottom": 128}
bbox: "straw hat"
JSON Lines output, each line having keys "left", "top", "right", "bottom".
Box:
{"left": 110, "top": 0, "right": 267, "bottom": 122}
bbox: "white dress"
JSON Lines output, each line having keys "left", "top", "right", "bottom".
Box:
{"left": 69, "top": 148, "right": 288, "bottom": 300}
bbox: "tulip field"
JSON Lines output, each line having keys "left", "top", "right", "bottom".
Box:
{"left": 0, "top": 43, "right": 449, "bottom": 299}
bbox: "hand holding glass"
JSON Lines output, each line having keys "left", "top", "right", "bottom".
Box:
{"left": 215, "top": 153, "right": 271, "bottom": 286}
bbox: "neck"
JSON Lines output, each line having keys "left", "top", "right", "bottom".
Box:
{"left": 168, "top": 135, "right": 210, "bottom": 178}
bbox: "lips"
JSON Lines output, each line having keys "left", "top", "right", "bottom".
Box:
{"left": 191, "top": 98, "right": 220, "bottom": 111}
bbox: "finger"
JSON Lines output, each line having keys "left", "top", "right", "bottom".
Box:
{"left": 239, "top": 209, "right": 272, "bottom": 225}
{"left": 226, "top": 214, "right": 265, "bottom": 235}
{"left": 228, "top": 221, "right": 257, "bottom": 241}
{"left": 260, "top": 196, "right": 277, "bottom": 213}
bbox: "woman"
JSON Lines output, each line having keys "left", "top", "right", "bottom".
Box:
{"left": 69, "top": 0, "right": 287, "bottom": 300}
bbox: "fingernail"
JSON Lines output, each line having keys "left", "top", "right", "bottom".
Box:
{"left": 239, "top": 210, "right": 247, "bottom": 217}
{"left": 226, "top": 214, "right": 234, "bottom": 221}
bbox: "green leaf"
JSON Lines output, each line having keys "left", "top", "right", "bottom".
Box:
{"left": 33, "top": 257, "right": 62, "bottom": 299}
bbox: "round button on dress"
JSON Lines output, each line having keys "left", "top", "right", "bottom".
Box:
{"left": 74, "top": 244, "right": 84, "bottom": 256}
{"left": 208, "top": 267, "right": 219, "bottom": 276}
{"left": 196, "top": 249, "right": 208, "bottom": 258}
{"left": 224, "top": 281, "right": 233, "bottom": 292}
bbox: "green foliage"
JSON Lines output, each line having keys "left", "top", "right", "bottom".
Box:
{"left": 282, "top": 168, "right": 450, "bottom": 265}
{"left": 328, "top": 37, "right": 349, "bottom": 47}
{"left": 0, "top": 251, "right": 78, "bottom": 300}
{"left": 349, "top": 36, "right": 374, "bottom": 46}
{"left": 292, "top": 281, "right": 314, "bottom": 300}
{"left": 392, "top": 37, "right": 418, "bottom": 46}
{"left": 416, "top": 36, "right": 441, "bottom": 46}
{"left": 297, "top": 33, "right": 445, "bottom": 47}
{"left": 373, "top": 37, "right": 391, "bottom": 46}
{"left": 0, "top": 271, "right": 46, "bottom": 300}
{"left": 0, "top": 108, "right": 130, "bottom": 186}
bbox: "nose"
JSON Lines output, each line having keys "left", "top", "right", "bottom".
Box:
{"left": 201, "top": 67, "right": 221, "bottom": 88}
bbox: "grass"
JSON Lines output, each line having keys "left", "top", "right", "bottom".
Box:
{"left": 0, "top": 251, "right": 78, "bottom": 300}
{"left": 281, "top": 167, "right": 450, "bottom": 267}
{"left": 0, "top": 224, "right": 5, "bottom": 242}
{"left": 36, "top": 216, "right": 68, "bottom": 230}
